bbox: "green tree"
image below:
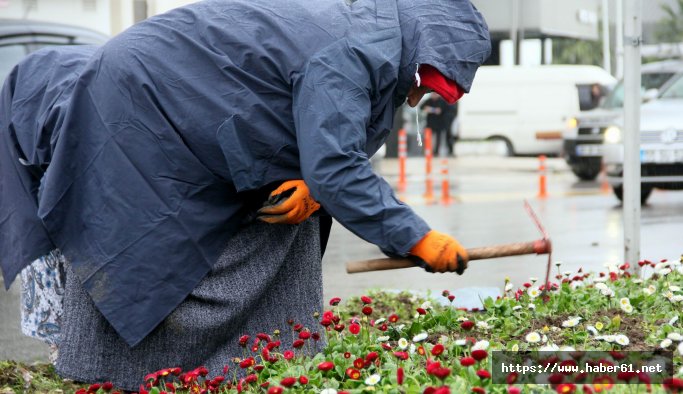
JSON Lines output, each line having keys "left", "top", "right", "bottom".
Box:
{"left": 552, "top": 37, "right": 603, "bottom": 66}
{"left": 654, "top": 0, "right": 683, "bottom": 42}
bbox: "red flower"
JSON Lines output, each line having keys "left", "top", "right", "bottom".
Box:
{"left": 548, "top": 373, "right": 564, "bottom": 385}
{"left": 349, "top": 323, "right": 361, "bottom": 335}
{"left": 381, "top": 343, "right": 393, "bottom": 351}
{"left": 362, "top": 306, "right": 373, "bottom": 315}
{"left": 292, "top": 339, "right": 305, "bottom": 348}
{"left": 312, "top": 332, "right": 321, "bottom": 341}
{"left": 388, "top": 314, "right": 399, "bottom": 323}
{"left": 379, "top": 323, "right": 388, "bottom": 331}
{"left": 349, "top": 358, "right": 362, "bottom": 369}
{"left": 365, "top": 352, "right": 379, "bottom": 362}
{"left": 344, "top": 352, "right": 351, "bottom": 359}
{"left": 431, "top": 344, "right": 445, "bottom": 356}
{"left": 476, "top": 369, "right": 491, "bottom": 379}
{"left": 245, "top": 374, "right": 258, "bottom": 384}
{"left": 346, "top": 368, "right": 361, "bottom": 380}
{"left": 101, "top": 382, "right": 114, "bottom": 392}
{"left": 239, "top": 357, "right": 255, "bottom": 369}
{"left": 329, "top": 297, "right": 342, "bottom": 306}
{"left": 556, "top": 383, "right": 576, "bottom": 393}
{"left": 256, "top": 333, "right": 271, "bottom": 342}
{"left": 663, "top": 377, "right": 683, "bottom": 392}
{"left": 267, "top": 341, "right": 281, "bottom": 350}
{"left": 138, "top": 385, "right": 149, "bottom": 394}
{"left": 448, "top": 295, "right": 455, "bottom": 302}
{"left": 299, "top": 375, "right": 309, "bottom": 385}
{"left": 254, "top": 365, "right": 265, "bottom": 372}
{"left": 471, "top": 349, "right": 488, "bottom": 361}
{"left": 393, "top": 351, "right": 409, "bottom": 360}
{"left": 424, "top": 387, "right": 451, "bottom": 394}
{"left": 416, "top": 307, "right": 427, "bottom": 315}
{"left": 318, "top": 361, "right": 334, "bottom": 372}
{"left": 472, "top": 388, "right": 486, "bottom": 394}
{"left": 507, "top": 387, "right": 521, "bottom": 394}
{"left": 292, "top": 324, "right": 303, "bottom": 332}
{"left": 397, "top": 367, "right": 404, "bottom": 385}
{"left": 461, "top": 321, "right": 475, "bottom": 330}
{"left": 616, "top": 371, "right": 637, "bottom": 382}
{"left": 320, "top": 318, "right": 333, "bottom": 327}
{"left": 298, "top": 331, "right": 311, "bottom": 340}
{"left": 268, "top": 387, "right": 283, "bottom": 394}
{"left": 460, "top": 357, "right": 476, "bottom": 367}
{"left": 334, "top": 324, "right": 345, "bottom": 332}
{"left": 87, "top": 384, "right": 101, "bottom": 392}
{"left": 283, "top": 350, "right": 294, "bottom": 360}
{"left": 417, "top": 346, "right": 426, "bottom": 356}
{"left": 280, "top": 377, "right": 296, "bottom": 387}
{"left": 361, "top": 295, "right": 373, "bottom": 304}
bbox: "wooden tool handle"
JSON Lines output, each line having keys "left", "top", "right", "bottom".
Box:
{"left": 346, "top": 238, "right": 551, "bottom": 274}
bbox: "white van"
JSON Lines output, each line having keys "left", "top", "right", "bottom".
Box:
{"left": 458, "top": 65, "right": 616, "bottom": 156}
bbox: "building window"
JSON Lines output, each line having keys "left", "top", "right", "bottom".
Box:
{"left": 83, "top": 0, "right": 96, "bottom": 12}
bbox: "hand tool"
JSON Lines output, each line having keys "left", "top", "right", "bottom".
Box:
{"left": 346, "top": 200, "right": 552, "bottom": 279}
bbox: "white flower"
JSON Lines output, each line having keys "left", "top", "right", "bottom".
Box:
{"left": 621, "top": 304, "right": 634, "bottom": 314}
{"left": 320, "top": 389, "right": 338, "bottom": 394}
{"left": 670, "top": 285, "right": 682, "bottom": 292}
{"left": 670, "top": 316, "right": 679, "bottom": 326}
{"left": 377, "top": 336, "right": 390, "bottom": 342}
{"left": 396, "top": 324, "right": 406, "bottom": 331}
{"left": 439, "top": 335, "right": 449, "bottom": 344}
{"left": 525, "top": 332, "right": 541, "bottom": 343}
{"left": 364, "top": 374, "right": 381, "bottom": 386}
{"left": 597, "top": 335, "right": 617, "bottom": 343}
{"left": 420, "top": 301, "right": 432, "bottom": 310}
{"left": 615, "top": 334, "right": 630, "bottom": 346}
{"left": 678, "top": 342, "right": 683, "bottom": 355}
{"left": 472, "top": 340, "right": 490, "bottom": 351}
{"left": 643, "top": 285, "right": 656, "bottom": 295}
{"left": 512, "top": 305, "right": 522, "bottom": 311}
{"left": 511, "top": 343, "right": 519, "bottom": 352}
{"left": 542, "top": 334, "right": 548, "bottom": 343}
{"left": 587, "top": 326, "right": 598, "bottom": 335}
{"left": 570, "top": 281, "right": 583, "bottom": 290}
{"left": 661, "top": 339, "right": 673, "bottom": 349}
{"left": 528, "top": 287, "right": 540, "bottom": 298}
{"left": 660, "top": 268, "right": 673, "bottom": 276}
{"left": 455, "top": 339, "right": 467, "bottom": 346}
{"left": 593, "top": 276, "right": 608, "bottom": 283}
{"left": 457, "top": 317, "right": 469, "bottom": 322}
{"left": 476, "top": 321, "right": 491, "bottom": 330}
{"left": 632, "top": 279, "right": 643, "bottom": 284}
{"left": 619, "top": 297, "right": 631, "bottom": 306}
{"left": 412, "top": 332, "right": 428, "bottom": 342}
{"left": 398, "top": 338, "right": 409, "bottom": 349}
{"left": 505, "top": 282, "right": 514, "bottom": 292}
{"left": 528, "top": 303, "right": 536, "bottom": 310}
{"left": 667, "top": 332, "right": 683, "bottom": 341}
{"left": 374, "top": 318, "right": 386, "bottom": 325}
{"left": 539, "top": 343, "right": 560, "bottom": 351}
{"left": 672, "top": 295, "right": 683, "bottom": 303}
{"left": 562, "top": 317, "right": 582, "bottom": 328}
{"left": 595, "top": 283, "right": 609, "bottom": 291}
{"left": 409, "top": 343, "right": 416, "bottom": 354}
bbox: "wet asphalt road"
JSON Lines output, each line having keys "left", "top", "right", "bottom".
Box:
{"left": 2, "top": 153, "right": 682, "bottom": 362}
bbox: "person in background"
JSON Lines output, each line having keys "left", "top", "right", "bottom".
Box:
{"left": 0, "top": 45, "right": 98, "bottom": 362}
{"left": 420, "top": 92, "right": 458, "bottom": 157}
{"left": 0, "top": 0, "right": 490, "bottom": 390}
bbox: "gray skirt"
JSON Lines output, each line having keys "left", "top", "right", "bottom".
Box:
{"left": 56, "top": 218, "right": 322, "bottom": 391}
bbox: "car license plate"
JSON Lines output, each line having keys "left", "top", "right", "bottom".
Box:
{"left": 640, "top": 148, "right": 683, "bottom": 163}
{"left": 576, "top": 144, "right": 602, "bottom": 156}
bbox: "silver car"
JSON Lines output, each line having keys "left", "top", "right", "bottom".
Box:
{"left": 563, "top": 60, "right": 683, "bottom": 181}
{"left": 603, "top": 73, "right": 683, "bottom": 204}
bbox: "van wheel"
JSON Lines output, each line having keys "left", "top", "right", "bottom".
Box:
{"left": 570, "top": 159, "right": 601, "bottom": 181}
{"left": 486, "top": 136, "right": 514, "bottom": 157}
{"left": 613, "top": 184, "right": 653, "bottom": 205}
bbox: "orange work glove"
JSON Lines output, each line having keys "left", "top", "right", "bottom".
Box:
{"left": 257, "top": 180, "right": 321, "bottom": 224}
{"left": 409, "top": 230, "right": 469, "bottom": 274}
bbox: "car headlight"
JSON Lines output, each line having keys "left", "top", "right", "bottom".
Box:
{"left": 563, "top": 117, "right": 579, "bottom": 138}
{"left": 604, "top": 125, "right": 622, "bottom": 144}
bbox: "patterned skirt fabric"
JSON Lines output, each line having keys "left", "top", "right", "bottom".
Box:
{"left": 56, "top": 218, "right": 322, "bottom": 391}
{"left": 20, "top": 250, "right": 67, "bottom": 347}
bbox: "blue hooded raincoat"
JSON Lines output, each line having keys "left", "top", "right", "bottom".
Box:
{"left": 0, "top": 45, "right": 97, "bottom": 283}
{"left": 2, "top": 0, "right": 490, "bottom": 346}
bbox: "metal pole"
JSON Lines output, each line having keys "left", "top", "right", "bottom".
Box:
{"left": 622, "top": 0, "right": 642, "bottom": 270}
{"left": 602, "top": 0, "right": 612, "bottom": 74}
{"left": 510, "top": 0, "right": 519, "bottom": 65}
{"left": 615, "top": 0, "right": 624, "bottom": 79}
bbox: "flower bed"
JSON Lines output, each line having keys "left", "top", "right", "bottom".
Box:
{"left": 39, "top": 259, "right": 683, "bottom": 393}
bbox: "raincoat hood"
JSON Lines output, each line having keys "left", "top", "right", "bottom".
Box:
{"left": 394, "top": 0, "right": 491, "bottom": 103}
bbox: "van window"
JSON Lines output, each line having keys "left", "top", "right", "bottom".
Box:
{"left": 660, "top": 75, "right": 683, "bottom": 99}
{"left": 577, "top": 84, "right": 605, "bottom": 111}
{"left": 600, "top": 72, "right": 675, "bottom": 109}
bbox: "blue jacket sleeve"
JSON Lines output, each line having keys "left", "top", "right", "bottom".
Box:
{"left": 293, "top": 39, "right": 430, "bottom": 256}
